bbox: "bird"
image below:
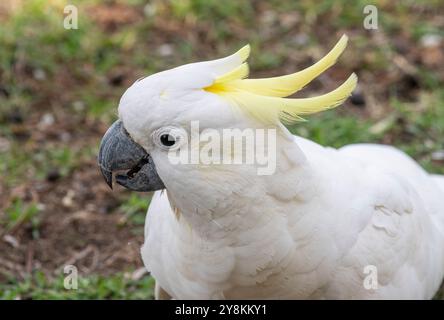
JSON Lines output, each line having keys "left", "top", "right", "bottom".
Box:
{"left": 98, "top": 35, "right": 444, "bottom": 299}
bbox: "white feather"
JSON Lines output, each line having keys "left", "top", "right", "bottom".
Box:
{"left": 116, "top": 45, "right": 444, "bottom": 300}
{"left": 140, "top": 136, "right": 444, "bottom": 299}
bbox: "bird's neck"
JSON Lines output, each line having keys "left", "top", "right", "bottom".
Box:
{"left": 165, "top": 130, "right": 316, "bottom": 240}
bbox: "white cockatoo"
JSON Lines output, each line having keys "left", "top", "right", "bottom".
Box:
{"left": 98, "top": 35, "right": 444, "bottom": 299}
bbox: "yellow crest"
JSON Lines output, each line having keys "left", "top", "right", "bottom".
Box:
{"left": 204, "top": 35, "right": 357, "bottom": 124}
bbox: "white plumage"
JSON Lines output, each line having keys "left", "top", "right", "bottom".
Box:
{"left": 115, "top": 38, "right": 444, "bottom": 299}
{"left": 141, "top": 139, "right": 444, "bottom": 299}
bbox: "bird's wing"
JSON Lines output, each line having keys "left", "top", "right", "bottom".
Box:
{"left": 142, "top": 138, "right": 444, "bottom": 299}
{"left": 317, "top": 143, "right": 444, "bottom": 298}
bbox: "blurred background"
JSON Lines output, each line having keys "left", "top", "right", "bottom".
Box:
{"left": 0, "top": 0, "right": 443, "bottom": 299}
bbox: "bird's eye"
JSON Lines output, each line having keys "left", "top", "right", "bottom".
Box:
{"left": 153, "top": 126, "right": 187, "bottom": 151}
{"left": 160, "top": 134, "right": 176, "bottom": 147}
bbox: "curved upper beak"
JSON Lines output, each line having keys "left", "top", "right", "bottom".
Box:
{"left": 97, "top": 120, "right": 165, "bottom": 192}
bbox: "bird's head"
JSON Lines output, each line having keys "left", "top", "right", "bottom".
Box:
{"left": 98, "top": 35, "right": 357, "bottom": 193}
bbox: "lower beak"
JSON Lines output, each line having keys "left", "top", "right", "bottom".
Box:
{"left": 97, "top": 120, "right": 165, "bottom": 192}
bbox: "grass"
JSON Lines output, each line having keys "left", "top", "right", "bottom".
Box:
{"left": 292, "top": 88, "right": 444, "bottom": 175}
{"left": 119, "top": 193, "right": 151, "bottom": 233}
{"left": 0, "top": 0, "right": 443, "bottom": 299}
{"left": 1, "top": 199, "right": 41, "bottom": 237}
{"left": 1, "top": 271, "right": 154, "bottom": 300}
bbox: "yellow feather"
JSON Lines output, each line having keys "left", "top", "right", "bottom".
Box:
{"left": 203, "top": 36, "right": 357, "bottom": 125}
{"left": 224, "top": 73, "right": 357, "bottom": 124}
{"left": 211, "top": 63, "right": 249, "bottom": 85}
{"left": 234, "top": 35, "right": 348, "bottom": 97}
{"left": 236, "top": 44, "right": 251, "bottom": 63}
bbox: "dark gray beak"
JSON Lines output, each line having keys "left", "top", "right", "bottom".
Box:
{"left": 98, "top": 120, "right": 165, "bottom": 192}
